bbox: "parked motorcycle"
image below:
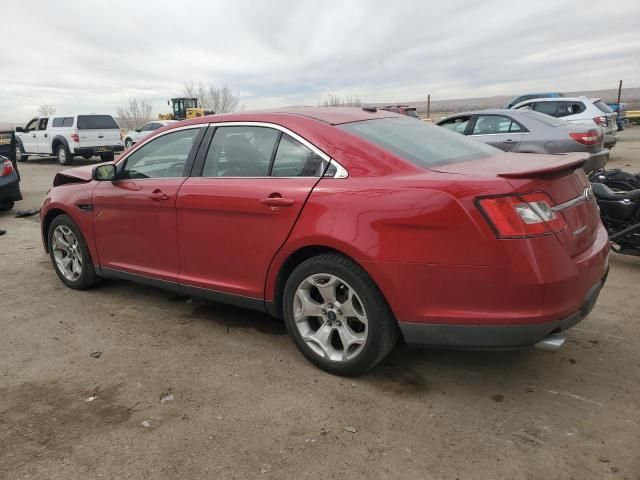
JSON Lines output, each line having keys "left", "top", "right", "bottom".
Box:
{"left": 589, "top": 169, "right": 640, "bottom": 257}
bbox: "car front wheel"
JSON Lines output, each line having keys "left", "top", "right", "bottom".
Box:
{"left": 15, "top": 144, "right": 27, "bottom": 162}
{"left": 48, "top": 214, "right": 98, "bottom": 289}
{"left": 283, "top": 253, "right": 399, "bottom": 376}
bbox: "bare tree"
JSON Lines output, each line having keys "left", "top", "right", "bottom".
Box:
{"left": 184, "top": 81, "right": 240, "bottom": 113}
{"left": 38, "top": 104, "right": 57, "bottom": 116}
{"left": 116, "top": 98, "right": 153, "bottom": 131}
{"left": 321, "top": 94, "right": 362, "bottom": 107}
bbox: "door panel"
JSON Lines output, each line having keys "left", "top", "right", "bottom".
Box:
{"left": 176, "top": 177, "right": 318, "bottom": 298}
{"left": 93, "top": 178, "right": 186, "bottom": 281}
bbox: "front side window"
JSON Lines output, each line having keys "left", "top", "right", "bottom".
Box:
{"left": 532, "top": 101, "right": 559, "bottom": 117}
{"left": 203, "top": 126, "right": 280, "bottom": 177}
{"left": 439, "top": 116, "right": 471, "bottom": 134}
{"left": 121, "top": 128, "right": 201, "bottom": 179}
{"left": 340, "top": 117, "right": 498, "bottom": 168}
{"left": 25, "top": 118, "right": 38, "bottom": 132}
{"left": 271, "top": 134, "right": 325, "bottom": 177}
{"left": 38, "top": 118, "right": 48, "bottom": 130}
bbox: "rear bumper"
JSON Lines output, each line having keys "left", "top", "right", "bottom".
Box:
{"left": 399, "top": 271, "right": 607, "bottom": 348}
{"left": 0, "top": 172, "right": 22, "bottom": 202}
{"left": 583, "top": 149, "right": 609, "bottom": 174}
{"left": 603, "top": 132, "right": 617, "bottom": 148}
{"left": 73, "top": 145, "right": 124, "bottom": 155}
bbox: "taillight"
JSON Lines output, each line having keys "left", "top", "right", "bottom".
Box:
{"left": 570, "top": 129, "right": 600, "bottom": 145}
{"left": 477, "top": 193, "right": 566, "bottom": 238}
{"left": 70, "top": 132, "right": 80, "bottom": 142}
{"left": 1, "top": 158, "right": 14, "bottom": 177}
{"left": 593, "top": 116, "right": 607, "bottom": 126}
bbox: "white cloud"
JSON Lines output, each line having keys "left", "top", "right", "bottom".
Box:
{"left": 1, "top": 0, "right": 638, "bottom": 121}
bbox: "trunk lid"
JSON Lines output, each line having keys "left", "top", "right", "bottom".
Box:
{"left": 433, "top": 152, "right": 600, "bottom": 257}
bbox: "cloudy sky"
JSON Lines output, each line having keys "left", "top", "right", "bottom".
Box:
{"left": 2, "top": 0, "right": 639, "bottom": 122}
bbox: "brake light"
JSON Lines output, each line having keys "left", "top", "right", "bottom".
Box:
{"left": 593, "top": 116, "right": 607, "bottom": 126}
{"left": 570, "top": 129, "right": 600, "bottom": 145}
{"left": 477, "top": 193, "right": 566, "bottom": 238}
{"left": 1, "top": 158, "right": 14, "bottom": 176}
{"left": 70, "top": 132, "right": 80, "bottom": 142}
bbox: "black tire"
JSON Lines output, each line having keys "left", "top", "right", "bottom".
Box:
{"left": 0, "top": 200, "right": 15, "bottom": 211}
{"left": 100, "top": 152, "right": 115, "bottom": 162}
{"left": 283, "top": 253, "right": 399, "bottom": 376}
{"left": 15, "top": 143, "right": 27, "bottom": 162}
{"left": 56, "top": 144, "right": 74, "bottom": 166}
{"left": 47, "top": 214, "right": 98, "bottom": 290}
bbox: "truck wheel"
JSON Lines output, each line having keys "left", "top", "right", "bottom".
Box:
{"left": 125, "top": 138, "right": 133, "bottom": 149}
{"left": 0, "top": 200, "right": 15, "bottom": 211}
{"left": 57, "top": 144, "right": 73, "bottom": 166}
{"left": 100, "top": 152, "right": 115, "bottom": 162}
{"left": 15, "top": 144, "right": 28, "bottom": 163}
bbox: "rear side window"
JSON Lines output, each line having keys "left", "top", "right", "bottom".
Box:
{"left": 594, "top": 101, "right": 613, "bottom": 113}
{"left": 439, "top": 115, "right": 471, "bottom": 134}
{"left": 532, "top": 102, "right": 559, "bottom": 116}
{"left": 52, "top": 117, "right": 74, "bottom": 127}
{"left": 340, "top": 117, "right": 498, "bottom": 168}
{"left": 77, "top": 115, "right": 119, "bottom": 130}
{"left": 271, "top": 134, "right": 325, "bottom": 177}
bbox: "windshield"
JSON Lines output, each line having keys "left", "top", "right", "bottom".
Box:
{"left": 520, "top": 110, "right": 567, "bottom": 127}
{"left": 339, "top": 117, "right": 499, "bottom": 168}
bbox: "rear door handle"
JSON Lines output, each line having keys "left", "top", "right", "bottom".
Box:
{"left": 149, "top": 189, "right": 170, "bottom": 202}
{"left": 260, "top": 197, "right": 295, "bottom": 207}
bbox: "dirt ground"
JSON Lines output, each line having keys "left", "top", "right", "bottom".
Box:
{"left": 1, "top": 129, "right": 639, "bottom": 480}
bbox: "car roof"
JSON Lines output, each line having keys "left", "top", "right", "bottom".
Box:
{"left": 178, "top": 107, "right": 401, "bottom": 126}
{"left": 516, "top": 96, "right": 591, "bottom": 103}
{"left": 441, "top": 109, "right": 529, "bottom": 117}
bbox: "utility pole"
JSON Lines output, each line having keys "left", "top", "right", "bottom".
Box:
{"left": 617, "top": 80, "right": 623, "bottom": 104}
{"left": 426, "top": 93, "right": 431, "bottom": 120}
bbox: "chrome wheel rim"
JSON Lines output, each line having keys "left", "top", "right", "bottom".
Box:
{"left": 125, "top": 139, "right": 133, "bottom": 148}
{"left": 15, "top": 145, "right": 22, "bottom": 160}
{"left": 52, "top": 225, "right": 82, "bottom": 281}
{"left": 58, "top": 147, "right": 66, "bottom": 164}
{"left": 293, "top": 273, "right": 368, "bottom": 362}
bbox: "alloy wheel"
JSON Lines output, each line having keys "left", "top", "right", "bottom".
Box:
{"left": 58, "top": 147, "right": 67, "bottom": 164}
{"left": 52, "top": 225, "right": 83, "bottom": 281}
{"left": 293, "top": 273, "right": 368, "bottom": 362}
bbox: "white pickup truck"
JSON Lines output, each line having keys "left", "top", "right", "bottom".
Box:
{"left": 15, "top": 114, "right": 124, "bottom": 165}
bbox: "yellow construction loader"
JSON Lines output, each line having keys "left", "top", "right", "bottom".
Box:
{"left": 159, "top": 98, "right": 215, "bottom": 121}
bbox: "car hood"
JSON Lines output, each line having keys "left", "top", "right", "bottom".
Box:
{"left": 430, "top": 152, "right": 588, "bottom": 178}
{"left": 52, "top": 164, "right": 96, "bottom": 186}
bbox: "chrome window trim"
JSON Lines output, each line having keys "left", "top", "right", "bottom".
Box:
{"left": 551, "top": 186, "right": 594, "bottom": 212}
{"left": 204, "top": 121, "right": 349, "bottom": 179}
{"left": 116, "top": 124, "right": 206, "bottom": 165}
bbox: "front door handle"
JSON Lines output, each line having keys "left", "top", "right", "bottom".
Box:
{"left": 149, "top": 189, "right": 170, "bottom": 202}
{"left": 260, "top": 196, "right": 295, "bottom": 207}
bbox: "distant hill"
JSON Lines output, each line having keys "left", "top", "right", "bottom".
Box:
{"left": 375, "top": 87, "right": 640, "bottom": 116}
{"left": 0, "top": 122, "right": 19, "bottom": 131}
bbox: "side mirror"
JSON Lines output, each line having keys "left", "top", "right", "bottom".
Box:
{"left": 93, "top": 163, "right": 117, "bottom": 181}
{"left": 15, "top": 127, "right": 24, "bottom": 133}
{"left": 135, "top": 128, "right": 140, "bottom": 132}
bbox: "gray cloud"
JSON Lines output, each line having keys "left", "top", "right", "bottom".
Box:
{"left": 1, "top": 0, "right": 638, "bottom": 121}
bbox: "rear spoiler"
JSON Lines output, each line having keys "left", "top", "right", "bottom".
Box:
{"left": 497, "top": 153, "right": 588, "bottom": 179}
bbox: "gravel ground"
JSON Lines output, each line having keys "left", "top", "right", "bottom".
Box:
{"left": 1, "top": 129, "right": 639, "bottom": 480}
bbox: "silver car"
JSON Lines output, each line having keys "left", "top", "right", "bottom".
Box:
{"left": 124, "top": 120, "right": 178, "bottom": 149}
{"left": 436, "top": 109, "right": 609, "bottom": 173}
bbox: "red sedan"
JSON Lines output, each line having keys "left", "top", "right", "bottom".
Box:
{"left": 40, "top": 107, "right": 609, "bottom": 375}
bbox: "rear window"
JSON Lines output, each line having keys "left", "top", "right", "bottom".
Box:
{"left": 77, "top": 115, "right": 119, "bottom": 130}
{"left": 339, "top": 117, "right": 499, "bottom": 168}
{"left": 520, "top": 110, "right": 567, "bottom": 127}
{"left": 594, "top": 101, "right": 614, "bottom": 113}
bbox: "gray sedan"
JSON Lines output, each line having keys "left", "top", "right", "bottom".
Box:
{"left": 436, "top": 109, "right": 608, "bottom": 173}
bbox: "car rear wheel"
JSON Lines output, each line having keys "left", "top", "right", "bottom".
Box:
{"left": 15, "top": 144, "right": 27, "bottom": 162}
{"left": 48, "top": 215, "right": 98, "bottom": 290}
{"left": 57, "top": 144, "right": 73, "bottom": 166}
{"left": 283, "top": 253, "right": 399, "bottom": 376}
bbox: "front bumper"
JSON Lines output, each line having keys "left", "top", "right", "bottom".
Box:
{"left": 73, "top": 145, "right": 124, "bottom": 155}
{"left": 399, "top": 270, "right": 608, "bottom": 349}
{"left": 0, "top": 171, "right": 22, "bottom": 203}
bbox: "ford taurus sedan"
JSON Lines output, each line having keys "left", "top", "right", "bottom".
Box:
{"left": 40, "top": 107, "right": 609, "bottom": 375}
{"left": 437, "top": 109, "right": 609, "bottom": 173}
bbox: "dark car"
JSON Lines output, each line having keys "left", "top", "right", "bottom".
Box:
{"left": 0, "top": 154, "right": 22, "bottom": 210}
{"left": 378, "top": 105, "right": 420, "bottom": 118}
{"left": 437, "top": 109, "right": 609, "bottom": 173}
